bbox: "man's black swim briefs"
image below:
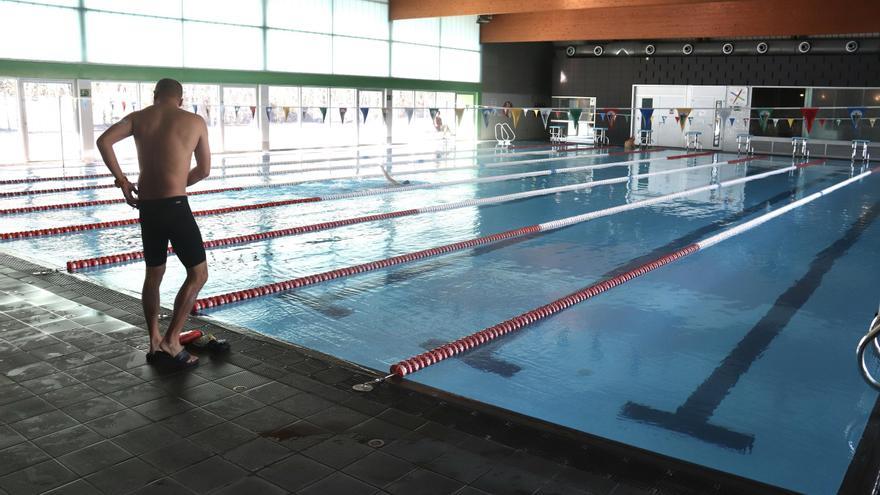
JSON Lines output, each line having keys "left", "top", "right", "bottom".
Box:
{"left": 138, "top": 196, "right": 206, "bottom": 268}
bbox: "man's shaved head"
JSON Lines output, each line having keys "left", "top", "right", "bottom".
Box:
{"left": 154, "top": 78, "right": 183, "bottom": 101}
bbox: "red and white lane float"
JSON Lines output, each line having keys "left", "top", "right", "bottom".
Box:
{"left": 66, "top": 155, "right": 758, "bottom": 272}
{"left": 389, "top": 162, "right": 875, "bottom": 378}
{"left": 0, "top": 186, "right": 245, "bottom": 215}
{"left": 190, "top": 158, "right": 825, "bottom": 314}
{"left": 2, "top": 151, "right": 707, "bottom": 238}
{"left": 0, "top": 143, "right": 592, "bottom": 186}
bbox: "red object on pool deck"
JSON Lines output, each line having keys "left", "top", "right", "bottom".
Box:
{"left": 178, "top": 329, "right": 203, "bottom": 344}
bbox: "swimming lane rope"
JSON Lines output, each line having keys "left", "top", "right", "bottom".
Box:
{"left": 189, "top": 158, "right": 823, "bottom": 314}
{"left": 66, "top": 155, "right": 757, "bottom": 272}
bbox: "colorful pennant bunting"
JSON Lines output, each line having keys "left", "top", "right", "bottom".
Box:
{"left": 639, "top": 108, "right": 654, "bottom": 130}
{"left": 249, "top": 106, "right": 256, "bottom": 118}
{"left": 786, "top": 118, "right": 795, "bottom": 128}
{"left": 455, "top": 108, "right": 465, "bottom": 126}
{"left": 568, "top": 108, "right": 583, "bottom": 132}
{"left": 360, "top": 107, "right": 369, "bottom": 122}
{"left": 539, "top": 108, "right": 551, "bottom": 128}
{"left": 429, "top": 108, "right": 439, "bottom": 121}
{"left": 339, "top": 107, "right": 347, "bottom": 123}
{"left": 480, "top": 109, "right": 491, "bottom": 128}
{"left": 757, "top": 109, "right": 771, "bottom": 132}
{"left": 319, "top": 107, "right": 328, "bottom": 122}
{"left": 801, "top": 107, "right": 818, "bottom": 133}
{"left": 510, "top": 108, "right": 523, "bottom": 128}
{"left": 405, "top": 108, "right": 414, "bottom": 124}
{"left": 728, "top": 117, "right": 736, "bottom": 126}
{"left": 849, "top": 107, "right": 866, "bottom": 129}
{"left": 660, "top": 115, "right": 667, "bottom": 125}
{"left": 870, "top": 118, "right": 877, "bottom": 128}
{"left": 675, "top": 108, "right": 692, "bottom": 132}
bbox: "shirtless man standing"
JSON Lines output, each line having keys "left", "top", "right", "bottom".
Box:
{"left": 96, "top": 78, "right": 210, "bottom": 369}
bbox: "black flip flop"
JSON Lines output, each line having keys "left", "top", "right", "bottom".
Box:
{"left": 190, "top": 334, "right": 231, "bottom": 354}
{"left": 151, "top": 350, "right": 199, "bottom": 370}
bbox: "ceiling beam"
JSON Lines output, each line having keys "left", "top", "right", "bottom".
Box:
{"left": 480, "top": 0, "right": 880, "bottom": 42}
{"left": 389, "top": 0, "right": 722, "bottom": 20}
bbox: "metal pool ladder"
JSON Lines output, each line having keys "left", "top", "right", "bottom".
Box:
{"left": 494, "top": 122, "right": 515, "bottom": 147}
{"left": 857, "top": 312, "right": 880, "bottom": 389}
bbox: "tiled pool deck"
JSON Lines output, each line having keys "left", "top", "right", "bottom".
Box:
{"left": 0, "top": 252, "right": 791, "bottom": 495}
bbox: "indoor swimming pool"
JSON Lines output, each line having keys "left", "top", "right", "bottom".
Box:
{"left": 2, "top": 142, "right": 878, "bottom": 494}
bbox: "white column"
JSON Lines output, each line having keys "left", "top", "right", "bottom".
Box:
{"left": 77, "top": 79, "right": 96, "bottom": 161}
{"left": 385, "top": 89, "right": 393, "bottom": 146}
{"left": 259, "top": 84, "right": 270, "bottom": 152}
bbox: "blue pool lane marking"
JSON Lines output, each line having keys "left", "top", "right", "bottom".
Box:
{"left": 421, "top": 338, "right": 522, "bottom": 378}
{"left": 621, "top": 200, "right": 880, "bottom": 452}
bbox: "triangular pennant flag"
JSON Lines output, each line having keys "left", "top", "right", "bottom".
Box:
{"left": 381, "top": 108, "right": 388, "bottom": 123}
{"left": 719, "top": 107, "right": 732, "bottom": 122}
{"left": 205, "top": 105, "right": 211, "bottom": 119}
{"left": 605, "top": 109, "right": 618, "bottom": 129}
{"left": 786, "top": 118, "right": 795, "bottom": 128}
{"left": 598, "top": 112, "right": 606, "bottom": 121}
{"left": 568, "top": 108, "right": 583, "bottom": 132}
{"left": 728, "top": 117, "right": 736, "bottom": 126}
{"left": 532, "top": 108, "right": 540, "bottom": 118}
{"left": 454, "top": 108, "right": 465, "bottom": 126}
{"left": 849, "top": 107, "right": 866, "bottom": 129}
{"left": 687, "top": 116, "right": 694, "bottom": 125}
{"left": 360, "top": 107, "right": 370, "bottom": 122}
{"left": 283, "top": 107, "right": 290, "bottom": 120}
{"left": 191, "top": 104, "right": 198, "bottom": 114}
{"left": 405, "top": 108, "right": 414, "bottom": 124}
{"left": 429, "top": 108, "right": 439, "bottom": 121}
{"left": 539, "top": 108, "right": 551, "bottom": 128}
{"left": 266, "top": 107, "right": 273, "bottom": 120}
{"left": 743, "top": 117, "right": 750, "bottom": 127}
{"left": 835, "top": 118, "right": 842, "bottom": 127}
{"left": 757, "top": 109, "right": 771, "bottom": 131}
{"left": 502, "top": 106, "right": 511, "bottom": 118}
{"left": 801, "top": 107, "right": 818, "bottom": 133}
{"left": 121, "top": 101, "right": 127, "bottom": 112}
{"left": 339, "top": 107, "right": 347, "bottom": 123}
{"left": 660, "top": 115, "right": 667, "bottom": 124}
{"left": 319, "top": 107, "right": 327, "bottom": 122}
{"left": 249, "top": 106, "right": 256, "bottom": 118}
{"left": 771, "top": 118, "right": 779, "bottom": 126}
{"left": 675, "top": 108, "right": 692, "bottom": 131}
{"left": 818, "top": 118, "right": 826, "bottom": 128}
{"left": 639, "top": 108, "right": 654, "bottom": 130}
{"left": 510, "top": 108, "right": 523, "bottom": 128}
{"left": 870, "top": 118, "right": 877, "bottom": 128}
{"left": 480, "top": 108, "right": 491, "bottom": 128}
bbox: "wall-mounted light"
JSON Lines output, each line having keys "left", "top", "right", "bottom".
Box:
{"left": 560, "top": 71, "right": 567, "bottom": 84}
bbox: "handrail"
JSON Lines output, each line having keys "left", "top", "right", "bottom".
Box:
{"left": 857, "top": 314, "right": 880, "bottom": 389}
{"left": 494, "top": 122, "right": 515, "bottom": 146}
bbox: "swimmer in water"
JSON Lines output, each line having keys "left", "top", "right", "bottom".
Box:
{"left": 381, "top": 166, "right": 411, "bottom": 186}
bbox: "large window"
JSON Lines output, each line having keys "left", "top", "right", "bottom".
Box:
{"left": 0, "top": 79, "right": 23, "bottom": 164}
{"left": 0, "top": 1, "right": 481, "bottom": 83}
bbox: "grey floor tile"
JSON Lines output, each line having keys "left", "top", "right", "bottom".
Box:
{"left": 46, "top": 351, "right": 99, "bottom": 372}
{"left": 470, "top": 464, "right": 550, "bottom": 495}
{"left": 191, "top": 361, "right": 245, "bottom": 380}
{"left": 0, "top": 441, "right": 50, "bottom": 476}
{"left": 171, "top": 456, "right": 248, "bottom": 494}
{"left": 85, "top": 370, "right": 144, "bottom": 394}
{"left": 27, "top": 341, "right": 80, "bottom": 361}
{"left": 257, "top": 454, "right": 334, "bottom": 492}
{"left": 62, "top": 396, "right": 126, "bottom": 422}
{"left": 140, "top": 439, "right": 212, "bottom": 474}
{"left": 231, "top": 406, "right": 298, "bottom": 434}
{"left": 112, "top": 423, "right": 179, "bottom": 455}
{"left": 422, "top": 446, "right": 496, "bottom": 484}
{"left": 19, "top": 372, "right": 80, "bottom": 395}
{"left": 202, "top": 394, "right": 263, "bottom": 420}
{"left": 159, "top": 408, "right": 225, "bottom": 437}
{"left": 297, "top": 472, "right": 377, "bottom": 495}
{"left": 343, "top": 451, "right": 416, "bottom": 489}
{"left": 132, "top": 396, "right": 196, "bottom": 421}
{"left": 187, "top": 422, "right": 257, "bottom": 454}
{"left": 57, "top": 440, "right": 132, "bottom": 476}
{"left": 5, "top": 361, "right": 59, "bottom": 383}
{"left": 42, "top": 479, "right": 101, "bottom": 495}
{"left": 348, "top": 418, "right": 411, "bottom": 445}
{"left": 275, "top": 393, "right": 335, "bottom": 418}
{"left": 86, "top": 409, "right": 153, "bottom": 438}
{"left": 0, "top": 383, "right": 34, "bottom": 406}
{"left": 40, "top": 382, "right": 101, "bottom": 409}
{"left": 0, "top": 425, "right": 26, "bottom": 451}
{"left": 10, "top": 409, "right": 78, "bottom": 440}
{"left": 107, "top": 383, "right": 168, "bottom": 407}
{"left": 0, "top": 459, "right": 77, "bottom": 495}
{"left": 382, "top": 434, "right": 453, "bottom": 465}
{"left": 213, "top": 476, "right": 287, "bottom": 495}
{"left": 385, "top": 469, "right": 464, "bottom": 495}
{"left": 85, "top": 457, "right": 163, "bottom": 494}
{"left": 214, "top": 370, "right": 273, "bottom": 391}
{"left": 130, "top": 477, "right": 197, "bottom": 495}
{"left": 243, "top": 381, "right": 300, "bottom": 404}
{"left": 301, "top": 434, "right": 376, "bottom": 469}
{"left": 306, "top": 405, "right": 371, "bottom": 433}
{"left": 104, "top": 349, "right": 150, "bottom": 370}
{"left": 177, "top": 382, "right": 235, "bottom": 406}
{"left": 33, "top": 425, "right": 104, "bottom": 457}
{"left": 263, "top": 420, "right": 333, "bottom": 452}
{"left": 65, "top": 361, "right": 122, "bottom": 381}
{"left": 223, "top": 437, "right": 291, "bottom": 471}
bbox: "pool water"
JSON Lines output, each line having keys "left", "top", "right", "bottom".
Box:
{"left": 2, "top": 143, "right": 878, "bottom": 493}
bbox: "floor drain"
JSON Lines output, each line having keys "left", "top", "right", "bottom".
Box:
{"left": 232, "top": 385, "right": 248, "bottom": 392}
{"left": 367, "top": 439, "right": 385, "bottom": 448}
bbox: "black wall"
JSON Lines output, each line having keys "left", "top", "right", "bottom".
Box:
{"left": 479, "top": 43, "right": 554, "bottom": 140}
{"left": 551, "top": 48, "right": 880, "bottom": 143}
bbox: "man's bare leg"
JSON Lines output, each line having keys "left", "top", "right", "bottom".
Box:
{"left": 143, "top": 265, "right": 166, "bottom": 353}
{"left": 158, "top": 261, "right": 208, "bottom": 362}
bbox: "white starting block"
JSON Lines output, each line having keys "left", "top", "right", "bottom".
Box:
{"left": 684, "top": 131, "right": 702, "bottom": 151}
{"left": 852, "top": 139, "right": 871, "bottom": 162}
{"left": 736, "top": 133, "right": 753, "bottom": 154}
{"left": 791, "top": 137, "right": 809, "bottom": 159}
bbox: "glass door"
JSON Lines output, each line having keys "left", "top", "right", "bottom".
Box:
{"left": 22, "top": 80, "right": 79, "bottom": 162}
{"left": 0, "top": 78, "right": 24, "bottom": 164}
{"left": 222, "top": 85, "right": 260, "bottom": 152}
